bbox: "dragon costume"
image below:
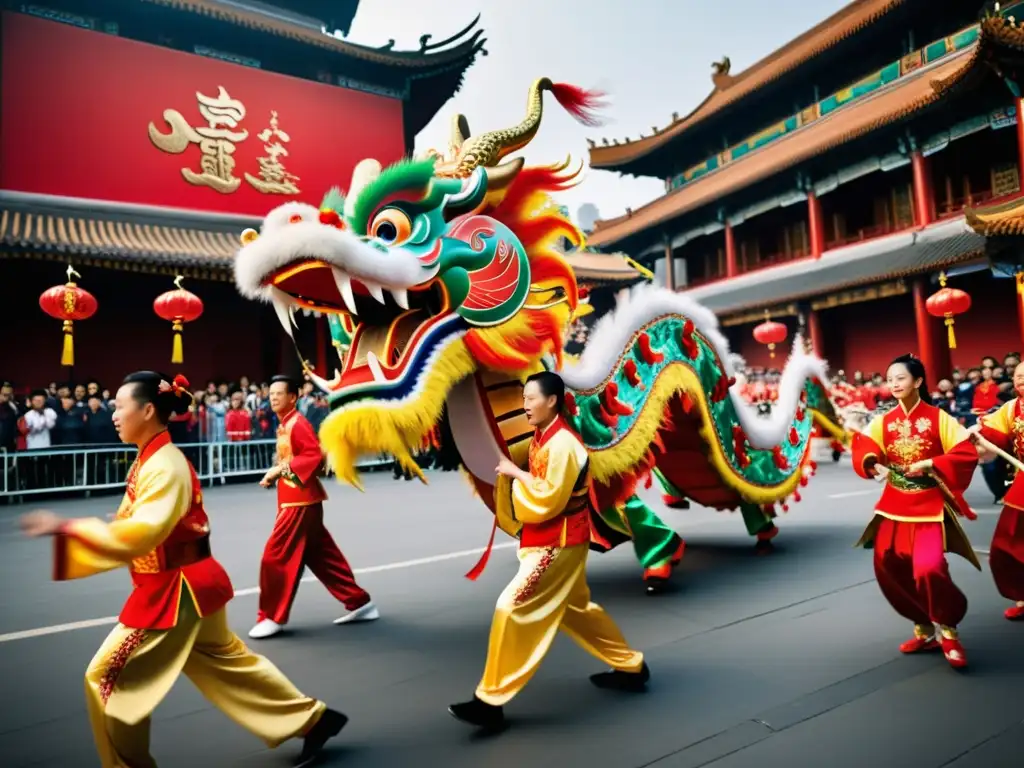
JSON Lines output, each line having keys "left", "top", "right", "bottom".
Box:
{"left": 234, "top": 78, "right": 845, "bottom": 593}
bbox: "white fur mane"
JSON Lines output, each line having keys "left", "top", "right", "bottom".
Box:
{"left": 559, "top": 285, "right": 829, "bottom": 450}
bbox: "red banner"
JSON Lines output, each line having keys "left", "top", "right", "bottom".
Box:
{"left": 1, "top": 12, "right": 406, "bottom": 217}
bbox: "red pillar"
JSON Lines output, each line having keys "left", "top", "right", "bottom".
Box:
{"left": 808, "top": 192, "right": 825, "bottom": 258}
{"left": 1016, "top": 97, "right": 1024, "bottom": 181}
{"left": 912, "top": 278, "right": 950, "bottom": 379}
{"left": 1017, "top": 272, "right": 1024, "bottom": 349}
{"left": 807, "top": 308, "right": 824, "bottom": 356}
{"left": 724, "top": 222, "right": 738, "bottom": 277}
{"left": 664, "top": 240, "right": 675, "bottom": 290}
{"left": 911, "top": 151, "right": 934, "bottom": 228}
{"left": 316, "top": 315, "right": 328, "bottom": 375}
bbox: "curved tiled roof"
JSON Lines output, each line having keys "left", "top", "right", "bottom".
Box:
{"left": 141, "top": 1, "right": 487, "bottom": 67}
{"left": 587, "top": 52, "right": 974, "bottom": 248}
{"left": 568, "top": 251, "right": 647, "bottom": 284}
{"left": 588, "top": 0, "right": 906, "bottom": 169}
{"left": 966, "top": 195, "right": 1024, "bottom": 236}
{"left": 687, "top": 217, "right": 983, "bottom": 315}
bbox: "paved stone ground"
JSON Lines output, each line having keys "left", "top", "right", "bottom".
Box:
{"left": 0, "top": 455, "right": 1020, "bottom": 768}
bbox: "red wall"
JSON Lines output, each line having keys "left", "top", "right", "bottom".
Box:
{"left": 1, "top": 12, "right": 406, "bottom": 216}
{"left": 5, "top": 261, "right": 287, "bottom": 392}
{"left": 816, "top": 293, "right": 918, "bottom": 377}
{"left": 722, "top": 271, "right": 1023, "bottom": 381}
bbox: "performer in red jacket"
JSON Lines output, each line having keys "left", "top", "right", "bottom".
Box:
{"left": 851, "top": 354, "right": 979, "bottom": 669}
{"left": 249, "top": 375, "right": 377, "bottom": 639}
{"left": 20, "top": 371, "right": 345, "bottom": 768}
{"left": 973, "top": 361, "right": 1024, "bottom": 620}
{"left": 448, "top": 371, "right": 648, "bottom": 732}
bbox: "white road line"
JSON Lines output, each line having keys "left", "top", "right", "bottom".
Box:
{"left": 827, "top": 489, "right": 878, "bottom": 499}
{"left": 0, "top": 542, "right": 518, "bottom": 645}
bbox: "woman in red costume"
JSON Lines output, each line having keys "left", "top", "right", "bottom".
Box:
{"left": 851, "top": 354, "right": 980, "bottom": 669}
{"left": 973, "top": 361, "right": 1024, "bottom": 620}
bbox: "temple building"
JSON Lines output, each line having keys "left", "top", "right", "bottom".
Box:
{"left": 563, "top": 249, "right": 651, "bottom": 356}
{"left": 0, "top": 0, "right": 485, "bottom": 389}
{"left": 585, "top": 0, "right": 1024, "bottom": 378}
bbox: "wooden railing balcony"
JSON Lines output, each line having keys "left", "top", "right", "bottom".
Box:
{"left": 824, "top": 221, "right": 907, "bottom": 249}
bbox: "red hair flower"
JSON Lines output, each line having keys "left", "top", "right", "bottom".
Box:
{"left": 159, "top": 374, "right": 192, "bottom": 398}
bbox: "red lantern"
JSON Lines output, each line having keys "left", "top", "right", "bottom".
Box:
{"left": 153, "top": 275, "right": 204, "bottom": 364}
{"left": 925, "top": 271, "right": 971, "bottom": 349}
{"left": 753, "top": 311, "right": 788, "bottom": 359}
{"left": 39, "top": 265, "right": 98, "bottom": 367}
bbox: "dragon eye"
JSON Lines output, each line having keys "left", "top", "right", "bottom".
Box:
{"left": 288, "top": 213, "right": 304, "bottom": 224}
{"left": 369, "top": 208, "right": 412, "bottom": 244}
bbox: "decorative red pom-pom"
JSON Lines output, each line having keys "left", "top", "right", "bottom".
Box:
{"left": 319, "top": 208, "right": 345, "bottom": 228}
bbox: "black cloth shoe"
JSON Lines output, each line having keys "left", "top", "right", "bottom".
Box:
{"left": 448, "top": 696, "right": 505, "bottom": 731}
{"left": 294, "top": 708, "right": 348, "bottom": 767}
{"left": 590, "top": 661, "right": 650, "bottom": 692}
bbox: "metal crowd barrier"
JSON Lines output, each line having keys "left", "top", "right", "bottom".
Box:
{"left": 0, "top": 439, "right": 392, "bottom": 501}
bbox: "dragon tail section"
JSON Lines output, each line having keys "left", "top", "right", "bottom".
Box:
{"left": 560, "top": 286, "right": 832, "bottom": 531}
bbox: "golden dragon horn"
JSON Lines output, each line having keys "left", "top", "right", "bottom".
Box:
{"left": 434, "top": 78, "right": 607, "bottom": 189}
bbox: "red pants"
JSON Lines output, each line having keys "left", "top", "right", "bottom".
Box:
{"left": 872, "top": 517, "right": 967, "bottom": 628}
{"left": 991, "top": 506, "right": 1024, "bottom": 602}
{"left": 257, "top": 503, "right": 370, "bottom": 624}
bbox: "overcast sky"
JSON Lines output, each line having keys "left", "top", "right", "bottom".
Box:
{"left": 347, "top": 0, "right": 851, "bottom": 223}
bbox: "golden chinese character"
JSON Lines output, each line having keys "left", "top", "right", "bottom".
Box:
{"left": 148, "top": 86, "right": 248, "bottom": 194}
{"left": 244, "top": 110, "right": 301, "bottom": 195}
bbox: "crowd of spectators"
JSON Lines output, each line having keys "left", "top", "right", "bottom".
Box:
{"left": 736, "top": 352, "right": 1019, "bottom": 425}
{"left": 0, "top": 376, "right": 332, "bottom": 493}
{"left": 0, "top": 377, "right": 331, "bottom": 453}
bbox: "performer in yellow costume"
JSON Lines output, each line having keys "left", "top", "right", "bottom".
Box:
{"left": 20, "top": 371, "right": 346, "bottom": 768}
{"left": 449, "top": 371, "right": 649, "bottom": 731}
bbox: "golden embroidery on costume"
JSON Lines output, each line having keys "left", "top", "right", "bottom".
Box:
{"left": 244, "top": 111, "right": 301, "bottom": 195}
{"left": 528, "top": 442, "right": 550, "bottom": 479}
{"left": 99, "top": 629, "right": 147, "bottom": 705}
{"left": 1012, "top": 416, "right": 1024, "bottom": 457}
{"left": 886, "top": 418, "right": 932, "bottom": 467}
{"left": 148, "top": 86, "right": 248, "bottom": 194}
{"left": 118, "top": 463, "right": 162, "bottom": 574}
{"left": 513, "top": 547, "right": 557, "bottom": 604}
{"left": 914, "top": 417, "right": 932, "bottom": 434}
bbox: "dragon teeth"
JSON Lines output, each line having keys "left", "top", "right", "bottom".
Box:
{"left": 289, "top": 305, "right": 300, "bottom": 329}
{"left": 390, "top": 288, "right": 409, "bottom": 310}
{"left": 332, "top": 268, "right": 358, "bottom": 315}
{"left": 269, "top": 287, "right": 295, "bottom": 340}
{"left": 365, "top": 281, "right": 386, "bottom": 304}
{"left": 365, "top": 351, "right": 387, "bottom": 384}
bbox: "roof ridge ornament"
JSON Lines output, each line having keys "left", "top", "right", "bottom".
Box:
{"left": 712, "top": 56, "right": 734, "bottom": 90}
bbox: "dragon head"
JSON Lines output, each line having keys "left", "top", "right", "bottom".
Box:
{"left": 234, "top": 79, "right": 603, "bottom": 486}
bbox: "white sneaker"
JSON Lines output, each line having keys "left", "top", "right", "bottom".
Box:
{"left": 333, "top": 601, "right": 380, "bottom": 625}
{"left": 248, "top": 619, "right": 283, "bottom": 639}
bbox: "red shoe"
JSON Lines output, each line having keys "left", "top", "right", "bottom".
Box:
{"left": 1004, "top": 604, "right": 1024, "bottom": 621}
{"left": 757, "top": 525, "right": 779, "bottom": 542}
{"left": 939, "top": 634, "right": 967, "bottom": 669}
{"left": 670, "top": 540, "right": 686, "bottom": 566}
{"left": 643, "top": 563, "right": 671, "bottom": 581}
{"left": 899, "top": 626, "right": 939, "bottom": 654}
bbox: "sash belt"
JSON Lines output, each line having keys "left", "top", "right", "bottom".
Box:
{"left": 162, "top": 535, "right": 211, "bottom": 570}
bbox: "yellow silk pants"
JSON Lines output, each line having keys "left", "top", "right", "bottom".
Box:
{"left": 475, "top": 543, "right": 644, "bottom": 706}
{"left": 84, "top": 593, "right": 325, "bottom": 768}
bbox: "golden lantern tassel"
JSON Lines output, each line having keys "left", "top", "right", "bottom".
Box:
{"left": 945, "top": 316, "right": 957, "bottom": 349}
{"left": 61, "top": 320, "right": 75, "bottom": 366}
{"left": 768, "top": 342, "right": 776, "bottom": 359}
{"left": 171, "top": 320, "right": 184, "bottom": 364}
